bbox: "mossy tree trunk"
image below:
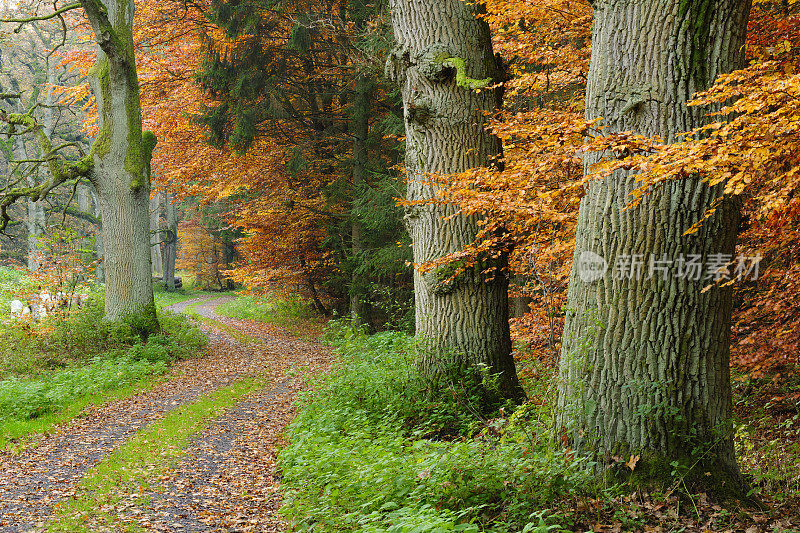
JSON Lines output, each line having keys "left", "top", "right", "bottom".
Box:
{"left": 557, "top": 0, "right": 752, "bottom": 493}
{"left": 387, "top": 0, "right": 524, "bottom": 401}
{"left": 80, "top": 0, "right": 155, "bottom": 324}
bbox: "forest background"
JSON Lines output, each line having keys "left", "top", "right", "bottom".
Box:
{"left": 0, "top": 0, "right": 799, "bottom": 526}
{"left": 1, "top": 0, "right": 798, "bottom": 414}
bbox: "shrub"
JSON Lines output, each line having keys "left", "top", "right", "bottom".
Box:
{"left": 0, "top": 295, "right": 207, "bottom": 378}
{"left": 0, "top": 356, "right": 167, "bottom": 422}
{"left": 278, "top": 321, "right": 592, "bottom": 532}
{"left": 0, "top": 298, "right": 207, "bottom": 424}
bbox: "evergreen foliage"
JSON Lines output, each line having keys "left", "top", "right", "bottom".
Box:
{"left": 195, "top": 0, "right": 411, "bottom": 326}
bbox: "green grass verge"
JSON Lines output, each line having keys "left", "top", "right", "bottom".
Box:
{"left": 179, "top": 296, "right": 259, "bottom": 344}
{"left": 0, "top": 299, "right": 208, "bottom": 449}
{"left": 152, "top": 287, "right": 218, "bottom": 310}
{"left": 0, "top": 375, "right": 165, "bottom": 451}
{"left": 278, "top": 322, "right": 593, "bottom": 533}
{"left": 46, "top": 375, "right": 263, "bottom": 532}
{"left": 215, "top": 294, "right": 313, "bottom": 330}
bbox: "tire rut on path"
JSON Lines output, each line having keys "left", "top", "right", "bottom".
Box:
{"left": 0, "top": 296, "right": 330, "bottom": 532}
{"left": 123, "top": 299, "right": 328, "bottom": 533}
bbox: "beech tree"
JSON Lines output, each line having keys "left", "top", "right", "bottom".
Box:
{"left": 1, "top": 0, "right": 156, "bottom": 325}
{"left": 387, "top": 0, "right": 523, "bottom": 400}
{"left": 557, "top": 0, "right": 752, "bottom": 491}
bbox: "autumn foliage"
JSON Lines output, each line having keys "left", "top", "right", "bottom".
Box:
{"left": 409, "top": 0, "right": 796, "bottom": 380}
{"left": 45, "top": 0, "right": 800, "bottom": 373}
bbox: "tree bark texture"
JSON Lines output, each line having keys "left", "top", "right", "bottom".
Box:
{"left": 15, "top": 138, "right": 45, "bottom": 272}
{"left": 83, "top": 0, "right": 156, "bottom": 323}
{"left": 558, "top": 0, "right": 752, "bottom": 489}
{"left": 150, "top": 192, "right": 163, "bottom": 277}
{"left": 387, "top": 0, "right": 523, "bottom": 400}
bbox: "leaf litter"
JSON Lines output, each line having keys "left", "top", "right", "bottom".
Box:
{"left": 0, "top": 296, "right": 331, "bottom": 532}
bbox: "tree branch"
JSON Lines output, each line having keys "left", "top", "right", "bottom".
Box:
{"left": 0, "top": 109, "right": 94, "bottom": 231}
{"left": 79, "top": 0, "right": 128, "bottom": 66}
{"left": 0, "top": 3, "right": 82, "bottom": 33}
{"left": 55, "top": 206, "right": 101, "bottom": 226}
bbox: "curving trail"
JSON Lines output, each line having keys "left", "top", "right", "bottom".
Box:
{"left": 0, "top": 296, "right": 330, "bottom": 532}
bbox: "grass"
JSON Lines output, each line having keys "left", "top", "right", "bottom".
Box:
{"left": 152, "top": 285, "right": 220, "bottom": 310}
{"left": 46, "top": 375, "right": 263, "bottom": 532}
{"left": 279, "top": 322, "right": 800, "bottom": 533}
{"left": 278, "top": 322, "right": 594, "bottom": 533}
{"left": 0, "top": 289, "right": 208, "bottom": 448}
{"left": 215, "top": 293, "right": 316, "bottom": 334}
{"left": 0, "top": 377, "right": 164, "bottom": 451}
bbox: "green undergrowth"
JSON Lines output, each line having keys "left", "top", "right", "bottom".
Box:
{"left": 0, "top": 266, "right": 36, "bottom": 308}
{"left": 0, "top": 296, "right": 207, "bottom": 446}
{"left": 216, "top": 293, "right": 313, "bottom": 329}
{"left": 280, "top": 324, "right": 800, "bottom": 532}
{"left": 278, "top": 321, "right": 594, "bottom": 533}
{"left": 0, "top": 378, "right": 163, "bottom": 451}
{"left": 733, "top": 370, "right": 800, "bottom": 500}
{"left": 46, "top": 376, "right": 262, "bottom": 532}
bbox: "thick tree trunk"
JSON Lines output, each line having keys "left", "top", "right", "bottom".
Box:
{"left": 387, "top": 0, "right": 523, "bottom": 400}
{"left": 84, "top": 0, "right": 156, "bottom": 324}
{"left": 557, "top": 0, "right": 751, "bottom": 492}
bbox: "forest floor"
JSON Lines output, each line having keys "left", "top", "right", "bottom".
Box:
{"left": 0, "top": 296, "right": 331, "bottom": 532}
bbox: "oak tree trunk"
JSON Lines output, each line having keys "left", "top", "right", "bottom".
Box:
{"left": 387, "top": 0, "right": 523, "bottom": 400}
{"left": 558, "top": 0, "right": 751, "bottom": 492}
{"left": 84, "top": 0, "right": 156, "bottom": 324}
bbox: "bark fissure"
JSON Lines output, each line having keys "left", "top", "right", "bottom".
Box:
{"left": 558, "top": 0, "right": 752, "bottom": 491}
{"left": 388, "top": 0, "right": 523, "bottom": 400}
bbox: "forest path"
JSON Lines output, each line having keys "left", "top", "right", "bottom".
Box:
{"left": 0, "top": 296, "right": 330, "bottom": 532}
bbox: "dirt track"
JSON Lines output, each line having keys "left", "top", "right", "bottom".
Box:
{"left": 0, "top": 297, "right": 330, "bottom": 532}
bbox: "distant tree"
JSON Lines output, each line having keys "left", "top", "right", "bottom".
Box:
{"left": 192, "top": 0, "right": 410, "bottom": 322}
{"left": 1, "top": 0, "right": 157, "bottom": 326}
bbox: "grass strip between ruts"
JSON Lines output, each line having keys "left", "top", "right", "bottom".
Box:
{"left": 182, "top": 299, "right": 260, "bottom": 345}
{"left": 45, "top": 375, "right": 263, "bottom": 532}
{"left": 0, "top": 375, "right": 165, "bottom": 452}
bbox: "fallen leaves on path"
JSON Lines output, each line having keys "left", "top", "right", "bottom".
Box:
{"left": 0, "top": 296, "right": 331, "bottom": 532}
